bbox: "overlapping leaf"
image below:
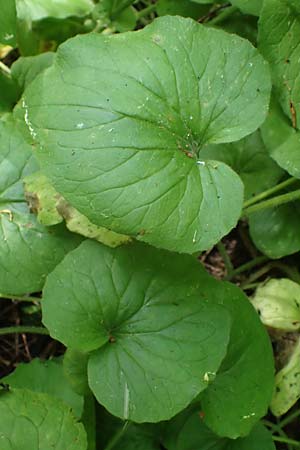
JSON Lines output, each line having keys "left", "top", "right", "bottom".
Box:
{"left": 201, "top": 131, "right": 283, "bottom": 200}
{"left": 0, "top": 389, "right": 87, "bottom": 449}
{"left": 2, "top": 358, "right": 84, "bottom": 418}
{"left": 199, "top": 279, "right": 274, "bottom": 438}
{"left": 259, "top": 0, "right": 300, "bottom": 129}
{"left": 23, "top": 16, "right": 271, "bottom": 253}
{"left": 0, "top": 0, "right": 17, "bottom": 46}
{"left": 42, "top": 240, "right": 232, "bottom": 422}
{"left": 0, "top": 115, "right": 81, "bottom": 295}
{"left": 163, "top": 408, "right": 275, "bottom": 450}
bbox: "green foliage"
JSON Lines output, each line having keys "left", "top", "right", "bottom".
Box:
{"left": 2, "top": 2, "right": 300, "bottom": 448}
{"left": 0, "top": 389, "right": 87, "bottom": 449}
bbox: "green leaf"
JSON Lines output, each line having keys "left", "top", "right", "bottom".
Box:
{"left": 0, "top": 115, "right": 82, "bottom": 295}
{"left": 249, "top": 199, "right": 300, "bottom": 258}
{"left": 64, "top": 349, "right": 90, "bottom": 396}
{"left": 156, "top": 0, "right": 209, "bottom": 19}
{"left": 11, "top": 52, "right": 55, "bottom": 91}
{"left": 24, "top": 171, "right": 131, "bottom": 246}
{"left": 0, "top": 389, "right": 87, "bottom": 449}
{"left": 92, "top": 0, "right": 137, "bottom": 33}
{"left": 0, "top": 0, "right": 17, "bottom": 46}
{"left": 16, "top": 0, "right": 94, "bottom": 22}
{"left": 258, "top": 0, "right": 300, "bottom": 129}
{"left": 163, "top": 408, "right": 275, "bottom": 450}
{"left": 81, "top": 395, "right": 96, "bottom": 450}
{"left": 251, "top": 278, "right": 300, "bottom": 331}
{"left": 23, "top": 16, "right": 271, "bottom": 253}
{"left": 271, "top": 337, "right": 300, "bottom": 417}
{"left": 200, "top": 132, "right": 283, "bottom": 200}
{"left": 199, "top": 280, "right": 274, "bottom": 438}
{"left": 113, "top": 424, "right": 161, "bottom": 450}
{"left": 261, "top": 98, "right": 300, "bottom": 178}
{"left": 1, "top": 358, "right": 84, "bottom": 418}
{"left": 230, "top": 0, "right": 262, "bottom": 16}
{"left": 0, "top": 70, "right": 20, "bottom": 114}
{"left": 42, "top": 240, "right": 231, "bottom": 422}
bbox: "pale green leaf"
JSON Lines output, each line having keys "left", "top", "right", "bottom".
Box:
{"left": 24, "top": 171, "right": 131, "bottom": 246}
{"left": 2, "top": 358, "right": 84, "bottom": 418}
{"left": 251, "top": 278, "right": 300, "bottom": 331}
{"left": 0, "top": 389, "right": 87, "bottom": 449}
{"left": 271, "top": 337, "right": 300, "bottom": 417}
{"left": 16, "top": 0, "right": 94, "bottom": 22}
{"left": 23, "top": 16, "right": 271, "bottom": 252}
{"left": 42, "top": 240, "right": 231, "bottom": 422}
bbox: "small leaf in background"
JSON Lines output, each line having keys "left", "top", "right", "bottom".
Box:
{"left": 42, "top": 240, "right": 232, "bottom": 422}
{"left": 249, "top": 197, "right": 300, "bottom": 258}
{"left": 199, "top": 280, "right": 274, "bottom": 438}
{"left": 156, "top": 0, "right": 209, "bottom": 19}
{"left": 0, "top": 389, "right": 87, "bottom": 449}
{"left": 24, "top": 171, "right": 131, "bottom": 246}
{"left": 271, "top": 337, "right": 300, "bottom": 416}
{"left": 258, "top": 0, "right": 300, "bottom": 130}
{"left": 64, "top": 349, "right": 90, "bottom": 396}
{"left": 0, "top": 0, "right": 17, "bottom": 46}
{"left": 92, "top": 0, "right": 137, "bottom": 33}
{"left": 0, "top": 115, "right": 82, "bottom": 295}
{"left": 23, "top": 16, "right": 271, "bottom": 253}
{"left": 230, "top": 0, "right": 262, "bottom": 16}
{"left": 1, "top": 357, "right": 84, "bottom": 418}
{"left": 163, "top": 407, "right": 275, "bottom": 450}
{"left": 261, "top": 98, "right": 300, "bottom": 179}
{"left": 0, "top": 70, "right": 20, "bottom": 115}
{"left": 251, "top": 278, "right": 300, "bottom": 331}
{"left": 200, "top": 131, "right": 283, "bottom": 200}
{"left": 11, "top": 52, "right": 55, "bottom": 91}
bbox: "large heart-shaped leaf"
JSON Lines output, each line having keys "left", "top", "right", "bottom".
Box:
{"left": 258, "top": 0, "right": 300, "bottom": 130}
{"left": 42, "top": 240, "right": 231, "bottom": 422}
{"left": 163, "top": 408, "right": 275, "bottom": 450}
{"left": 199, "top": 279, "right": 274, "bottom": 438}
{"left": 0, "top": 115, "right": 81, "bottom": 295}
{"left": 200, "top": 131, "right": 283, "bottom": 200}
{"left": 23, "top": 16, "right": 271, "bottom": 253}
{"left": 0, "top": 389, "right": 87, "bottom": 449}
{"left": 2, "top": 358, "right": 84, "bottom": 418}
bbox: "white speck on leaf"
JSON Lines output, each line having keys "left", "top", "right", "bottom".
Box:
{"left": 192, "top": 230, "right": 197, "bottom": 243}
{"left": 22, "top": 99, "right": 37, "bottom": 139}
{"left": 123, "top": 382, "right": 130, "bottom": 419}
{"left": 76, "top": 122, "right": 84, "bottom": 129}
{"left": 242, "top": 413, "right": 256, "bottom": 419}
{"left": 197, "top": 161, "right": 206, "bottom": 166}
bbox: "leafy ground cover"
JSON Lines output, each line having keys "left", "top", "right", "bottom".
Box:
{"left": 0, "top": 0, "right": 300, "bottom": 449}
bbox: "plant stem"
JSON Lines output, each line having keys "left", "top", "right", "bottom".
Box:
{"left": 104, "top": 422, "right": 130, "bottom": 450}
{"left": 136, "top": 4, "right": 156, "bottom": 19}
{"left": 224, "top": 255, "right": 269, "bottom": 281}
{"left": 240, "top": 264, "right": 271, "bottom": 289}
{"left": 243, "top": 177, "right": 298, "bottom": 208}
{"left": 217, "top": 242, "right": 233, "bottom": 276}
{"left": 279, "top": 408, "right": 300, "bottom": 428}
{"left": 242, "top": 282, "right": 263, "bottom": 291}
{"left": 273, "top": 436, "right": 300, "bottom": 447}
{"left": 0, "top": 326, "right": 49, "bottom": 336}
{"left": 0, "top": 293, "right": 41, "bottom": 303}
{"left": 243, "top": 189, "right": 300, "bottom": 216}
{"left": 208, "top": 5, "right": 238, "bottom": 26}
{"left": 0, "top": 61, "right": 11, "bottom": 76}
